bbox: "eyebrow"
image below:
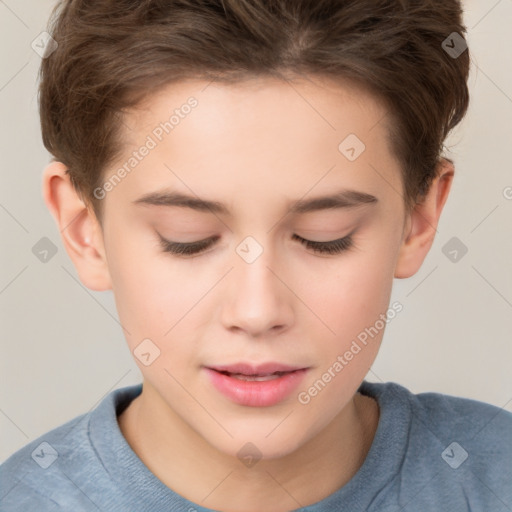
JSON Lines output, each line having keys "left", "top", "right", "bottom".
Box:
{"left": 132, "top": 189, "right": 378, "bottom": 215}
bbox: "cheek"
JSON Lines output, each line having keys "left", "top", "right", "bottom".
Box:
{"left": 294, "top": 252, "right": 395, "bottom": 418}
{"left": 299, "top": 236, "right": 398, "bottom": 403}
{"left": 307, "top": 245, "right": 396, "bottom": 342}
{"left": 105, "top": 229, "right": 208, "bottom": 355}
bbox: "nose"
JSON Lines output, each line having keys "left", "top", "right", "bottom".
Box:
{"left": 220, "top": 238, "right": 294, "bottom": 338}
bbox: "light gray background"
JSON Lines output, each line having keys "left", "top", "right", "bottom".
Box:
{"left": 1, "top": 0, "right": 511, "bottom": 463}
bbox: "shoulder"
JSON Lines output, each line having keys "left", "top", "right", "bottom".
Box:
{"left": 403, "top": 383, "right": 512, "bottom": 450}
{"left": 360, "top": 380, "right": 512, "bottom": 511}
{"left": 0, "top": 384, "right": 142, "bottom": 512}
{"left": 0, "top": 412, "right": 89, "bottom": 511}
{"left": 362, "top": 379, "right": 512, "bottom": 439}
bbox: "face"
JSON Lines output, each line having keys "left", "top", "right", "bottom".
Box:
{"left": 99, "top": 76, "right": 407, "bottom": 459}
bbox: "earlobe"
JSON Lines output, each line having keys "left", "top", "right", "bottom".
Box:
{"left": 42, "top": 161, "right": 112, "bottom": 291}
{"left": 394, "top": 158, "right": 455, "bottom": 279}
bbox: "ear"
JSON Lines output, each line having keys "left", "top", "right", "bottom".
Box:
{"left": 394, "top": 158, "right": 454, "bottom": 279}
{"left": 42, "top": 161, "right": 112, "bottom": 291}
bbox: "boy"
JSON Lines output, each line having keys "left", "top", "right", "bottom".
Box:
{"left": 1, "top": 0, "right": 511, "bottom": 511}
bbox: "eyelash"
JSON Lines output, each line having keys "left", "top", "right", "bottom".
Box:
{"left": 158, "top": 233, "right": 354, "bottom": 257}
{"left": 293, "top": 234, "right": 354, "bottom": 255}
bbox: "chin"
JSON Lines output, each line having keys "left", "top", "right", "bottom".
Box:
{"left": 206, "top": 427, "right": 309, "bottom": 463}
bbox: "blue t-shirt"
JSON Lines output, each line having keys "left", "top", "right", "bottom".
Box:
{"left": 1, "top": 380, "right": 511, "bottom": 511}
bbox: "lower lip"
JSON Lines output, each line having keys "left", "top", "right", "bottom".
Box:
{"left": 204, "top": 368, "right": 308, "bottom": 407}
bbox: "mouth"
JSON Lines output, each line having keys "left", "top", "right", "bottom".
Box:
{"left": 212, "top": 370, "right": 296, "bottom": 382}
{"left": 206, "top": 361, "right": 307, "bottom": 375}
{"left": 203, "top": 362, "right": 309, "bottom": 407}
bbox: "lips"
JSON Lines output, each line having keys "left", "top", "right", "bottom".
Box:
{"left": 206, "top": 362, "right": 306, "bottom": 376}
{"left": 203, "top": 362, "right": 309, "bottom": 407}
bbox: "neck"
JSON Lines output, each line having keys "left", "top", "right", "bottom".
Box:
{"left": 118, "top": 382, "right": 379, "bottom": 512}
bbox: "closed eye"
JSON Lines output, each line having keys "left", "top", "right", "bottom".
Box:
{"left": 158, "top": 234, "right": 220, "bottom": 257}
{"left": 157, "top": 232, "right": 355, "bottom": 258}
{"left": 291, "top": 233, "right": 353, "bottom": 255}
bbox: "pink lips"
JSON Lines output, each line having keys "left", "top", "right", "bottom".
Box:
{"left": 204, "top": 362, "right": 309, "bottom": 407}
{"left": 208, "top": 362, "right": 305, "bottom": 375}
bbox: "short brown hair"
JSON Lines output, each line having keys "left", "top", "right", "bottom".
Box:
{"left": 39, "top": 0, "right": 470, "bottom": 224}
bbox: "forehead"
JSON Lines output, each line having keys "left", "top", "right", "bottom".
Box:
{"left": 124, "top": 75, "right": 389, "bottom": 142}
{"left": 106, "top": 76, "right": 401, "bottom": 214}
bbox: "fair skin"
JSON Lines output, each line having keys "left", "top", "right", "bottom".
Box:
{"left": 42, "top": 76, "right": 453, "bottom": 512}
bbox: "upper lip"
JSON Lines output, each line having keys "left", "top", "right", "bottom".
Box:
{"left": 206, "top": 362, "right": 308, "bottom": 375}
